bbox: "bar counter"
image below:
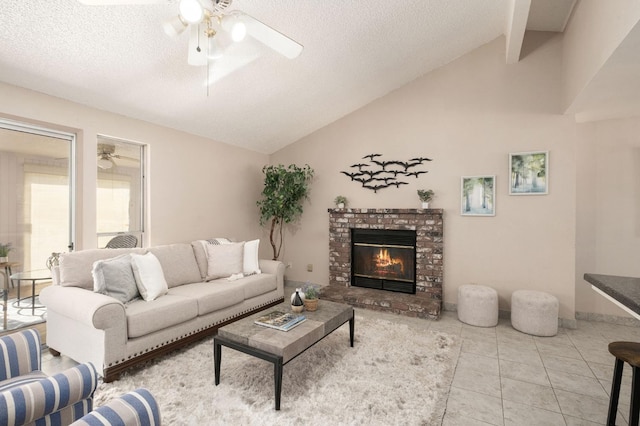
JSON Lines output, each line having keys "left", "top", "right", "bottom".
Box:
{"left": 584, "top": 273, "right": 640, "bottom": 320}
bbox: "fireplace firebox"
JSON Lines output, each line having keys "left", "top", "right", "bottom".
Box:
{"left": 351, "top": 228, "right": 416, "bottom": 294}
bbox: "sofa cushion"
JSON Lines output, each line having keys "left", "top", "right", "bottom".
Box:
{"left": 243, "top": 239, "right": 261, "bottom": 276}
{"left": 130, "top": 253, "right": 168, "bottom": 301}
{"left": 169, "top": 281, "right": 244, "bottom": 316}
{"left": 125, "top": 294, "right": 198, "bottom": 338}
{"left": 92, "top": 254, "right": 139, "bottom": 304}
{"left": 59, "top": 248, "right": 146, "bottom": 290}
{"left": 148, "top": 244, "right": 202, "bottom": 288}
{"left": 191, "top": 238, "right": 230, "bottom": 280}
{"left": 205, "top": 242, "right": 244, "bottom": 281}
{"left": 241, "top": 273, "right": 278, "bottom": 300}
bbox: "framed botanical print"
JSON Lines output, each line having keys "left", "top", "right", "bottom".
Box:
{"left": 509, "top": 151, "right": 548, "bottom": 195}
{"left": 461, "top": 176, "right": 495, "bottom": 216}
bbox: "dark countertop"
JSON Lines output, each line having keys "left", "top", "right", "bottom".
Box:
{"left": 584, "top": 273, "right": 640, "bottom": 317}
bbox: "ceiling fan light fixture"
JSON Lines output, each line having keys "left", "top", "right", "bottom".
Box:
{"left": 222, "top": 12, "right": 247, "bottom": 42}
{"left": 163, "top": 15, "right": 188, "bottom": 37}
{"left": 179, "top": 0, "right": 204, "bottom": 24}
{"left": 97, "top": 157, "right": 113, "bottom": 170}
{"left": 231, "top": 21, "right": 246, "bottom": 42}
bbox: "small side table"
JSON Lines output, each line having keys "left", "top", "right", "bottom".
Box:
{"left": 10, "top": 269, "right": 51, "bottom": 316}
{"left": 0, "top": 262, "right": 20, "bottom": 330}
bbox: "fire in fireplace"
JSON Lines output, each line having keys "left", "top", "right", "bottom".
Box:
{"left": 351, "top": 229, "right": 416, "bottom": 294}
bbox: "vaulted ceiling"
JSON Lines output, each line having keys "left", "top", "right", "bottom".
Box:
{"left": 0, "top": 0, "right": 586, "bottom": 154}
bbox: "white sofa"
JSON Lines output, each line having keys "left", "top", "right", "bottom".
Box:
{"left": 40, "top": 241, "right": 285, "bottom": 382}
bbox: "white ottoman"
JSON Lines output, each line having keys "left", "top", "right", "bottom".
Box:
{"left": 457, "top": 284, "right": 498, "bottom": 327}
{"left": 511, "top": 290, "right": 559, "bottom": 336}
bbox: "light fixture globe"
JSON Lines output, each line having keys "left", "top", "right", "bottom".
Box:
{"left": 230, "top": 21, "right": 246, "bottom": 42}
{"left": 179, "top": 0, "right": 204, "bottom": 24}
{"left": 97, "top": 157, "right": 113, "bottom": 170}
{"left": 222, "top": 12, "right": 247, "bottom": 42}
{"left": 163, "top": 15, "right": 188, "bottom": 37}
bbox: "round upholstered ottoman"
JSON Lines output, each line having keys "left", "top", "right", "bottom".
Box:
{"left": 457, "top": 284, "right": 498, "bottom": 327}
{"left": 511, "top": 290, "right": 559, "bottom": 336}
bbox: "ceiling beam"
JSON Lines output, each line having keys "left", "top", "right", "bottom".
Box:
{"left": 505, "top": 0, "right": 532, "bottom": 64}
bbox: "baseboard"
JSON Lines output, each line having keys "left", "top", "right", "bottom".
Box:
{"left": 576, "top": 311, "right": 640, "bottom": 327}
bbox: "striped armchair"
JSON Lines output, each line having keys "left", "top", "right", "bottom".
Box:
{"left": 71, "top": 388, "right": 161, "bottom": 426}
{"left": 0, "top": 329, "right": 99, "bottom": 426}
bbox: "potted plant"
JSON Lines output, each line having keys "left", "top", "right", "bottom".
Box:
{"left": 257, "top": 164, "right": 314, "bottom": 260}
{"left": 334, "top": 195, "right": 347, "bottom": 209}
{"left": 0, "top": 242, "right": 12, "bottom": 263}
{"left": 303, "top": 282, "right": 320, "bottom": 311}
{"left": 417, "top": 189, "right": 434, "bottom": 209}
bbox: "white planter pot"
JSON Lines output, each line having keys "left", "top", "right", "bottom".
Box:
{"left": 0, "top": 256, "right": 7, "bottom": 263}
{"left": 421, "top": 202, "right": 430, "bottom": 209}
{"left": 337, "top": 203, "right": 345, "bottom": 209}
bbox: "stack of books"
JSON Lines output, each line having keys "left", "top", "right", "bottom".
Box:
{"left": 254, "top": 310, "right": 306, "bottom": 331}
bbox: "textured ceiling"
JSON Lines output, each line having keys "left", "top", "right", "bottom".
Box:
{"left": 0, "top": 0, "right": 575, "bottom": 154}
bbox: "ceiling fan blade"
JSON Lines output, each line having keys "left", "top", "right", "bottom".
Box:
{"left": 188, "top": 24, "right": 208, "bottom": 66}
{"left": 240, "top": 13, "right": 303, "bottom": 59}
{"left": 113, "top": 155, "right": 141, "bottom": 162}
{"left": 207, "top": 42, "right": 261, "bottom": 83}
{"left": 78, "top": 0, "right": 170, "bottom": 5}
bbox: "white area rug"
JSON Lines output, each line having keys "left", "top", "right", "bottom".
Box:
{"left": 95, "top": 312, "right": 461, "bottom": 425}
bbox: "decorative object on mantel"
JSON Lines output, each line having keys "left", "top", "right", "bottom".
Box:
{"left": 302, "top": 282, "right": 319, "bottom": 311}
{"left": 291, "top": 289, "right": 305, "bottom": 313}
{"left": 461, "top": 176, "right": 495, "bottom": 216}
{"left": 509, "top": 151, "right": 548, "bottom": 195}
{"left": 417, "top": 189, "right": 434, "bottom": 209}
{"left": 340, "top": 154, "right": 432, "bottom": 193}
{"left": 334, "top": 195, "right": 347, "bottom": 209}
{"left": 257, "top": 164, "right": 314, "bottom": 260}
{"left": 0, "top": 242, "right": 12, "bottom": 263}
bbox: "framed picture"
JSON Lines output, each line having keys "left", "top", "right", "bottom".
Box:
{"left": 509, "top": 151, "right": 548, "bottom": 195}
{"left": 461, "top": 176, "right": 496, "bottom": 216}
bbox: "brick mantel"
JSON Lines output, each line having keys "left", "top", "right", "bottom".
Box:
{"left": 324, "top": 208, "right": 444, "bottom": 319}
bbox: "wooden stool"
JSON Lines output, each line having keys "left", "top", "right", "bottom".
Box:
{"left": 608, "top": 341, "right": 640, "bottom": 426}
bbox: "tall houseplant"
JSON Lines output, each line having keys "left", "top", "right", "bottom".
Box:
{"left": 257, "top": 164, "right": 314, "bottom": 260}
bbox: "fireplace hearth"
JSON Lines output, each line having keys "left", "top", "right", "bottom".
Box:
{"left": 351, "top": 229, "right": 416, "bottom": 294}
{"left": 325, "top": 208, "right": 443, "bottom": 319}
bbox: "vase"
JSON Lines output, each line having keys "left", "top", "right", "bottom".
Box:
{"left": 0, "top": 256, "right": 7, "bottom": 263}
{"left": 421, "top": 202, "right": 429, "bottom": 209}
{"left": 337, "top": 203, "right": 345, "bottom": 209}
{"left": 290, "top": 288, "right": 306, "bottom": 304}
{"left": 304, "top": 298, "right": 318, "bottom": 311}
{"left": 291, "top": 290, "right": 305, "bottom": 313}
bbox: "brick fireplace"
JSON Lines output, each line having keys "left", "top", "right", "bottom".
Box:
{"left": 322, "top": 208, "right": 444, "bottom": 319}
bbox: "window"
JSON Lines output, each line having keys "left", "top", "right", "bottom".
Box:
{"left": 96, "top": 136, "right": 145, "bottom": 248}
{"left": 0, "top": 119, "right": 75, "bottom": 271}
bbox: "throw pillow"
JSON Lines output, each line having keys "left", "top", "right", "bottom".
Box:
{"left": 205, "top": 242, "right": 244, "bottom": 281}
{"left": 130, "top": 252, "right": 168, "bottom": 301}
{"left": 243, "top": 239, "right": 261, "bottom": 275}
{"left": 92, "top": 254, "right": 139, "bottom": 304}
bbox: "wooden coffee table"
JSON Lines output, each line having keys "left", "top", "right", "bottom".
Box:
{"left": 214, "top": 299, "right": 354, "bottom": 410}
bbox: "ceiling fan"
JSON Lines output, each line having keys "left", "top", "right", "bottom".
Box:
{"left": 78, "top": 0, "right": 303, "bottom": 81}
{"left": 97, "top": 144, "right": 139, "bottom": 169}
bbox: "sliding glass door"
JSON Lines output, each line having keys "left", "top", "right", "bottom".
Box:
{"left": 0, "top": 119, "right": 75, "bottom": 271}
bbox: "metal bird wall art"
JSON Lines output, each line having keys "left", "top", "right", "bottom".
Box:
{"left": 339, "top": 153, "right": 432, "bottom": 193}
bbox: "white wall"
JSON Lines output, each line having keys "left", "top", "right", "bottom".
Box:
{"left": 270, "top": 33, "right": 579, "bottom": 320}
{"left": 0, "top": 82, "right": 269, "bottom": 255}
{"left": 562, "top": 0, "right": 640, "bottom": 113}
{"left": 575, "top": 117, "right": 640, "bottom": 317}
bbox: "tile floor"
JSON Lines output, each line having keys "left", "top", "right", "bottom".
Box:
{"left": 433, "top": 311, "right": 640, "bottom": 426}
{"left": 40, "top": 310, "right": 640, "bottom": 425}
